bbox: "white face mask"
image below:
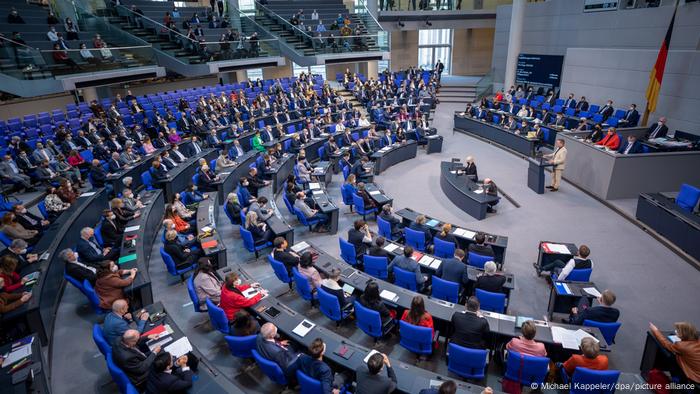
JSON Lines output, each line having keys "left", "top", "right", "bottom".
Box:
{"left": 74, "top": 252, "right": 79, "bottom": 260}
{"left": 109, "top": 215, "right": 116, "bottom": 220}
{"left": 234, "top": 279, "right": 242, "bottom": 286}
{"left": 111, "top": 265, "right": 118, "bottom": 273}
{"left": 19, "top": 248, "right": 27, "bottom": 254}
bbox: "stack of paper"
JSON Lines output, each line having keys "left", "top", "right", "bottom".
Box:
{"left": 0, "top": 344, "right": 32, "bottom": 367}
{"left": 453, "top": 228, "right": 476, "bottom": 239}
{"left": 308, "top": 182, "right": 321, "bottom": 190}
{"left": 551, "top": 327, "right": 598, "bottom": 350}
{"left": 363, "top": 349, "right": 381, "bottom": 363}
{"left": 291, "top": 242, "right": 310, "bottom": 253}
{"left": 379, "top": 290, "right": 398, "bottom": 302}
{"left": 369, "top": 190, "right": 381, "bottom": 196}
{"left": 383, "top": 243, "right": 399, "bottom": 253}
{"left": 429, "top": 259, "right": 442, "bottom": 269}
{"left": 418, "top": 255, "right": 434, "bottom": 267}
{"left": 542, "top": 243, "right": 571, "bottom": 254}
{"left": 583, "top": 287, "right": 601, "bottom": 297}
{"left": 164, "top": 337, "right": 193, "bottom": 358}
{"left": 125, "top": 225, "right": 141, "bottom": 233}
{"left": 292, "top": 320, "right": 316, "bottom": 337}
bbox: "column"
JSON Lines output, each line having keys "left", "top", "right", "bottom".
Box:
{"left": 503, "top": 0, "right": 525, "bottom": 89}
{"left": 80, "top": 87, "right": 99, "bottom": 103}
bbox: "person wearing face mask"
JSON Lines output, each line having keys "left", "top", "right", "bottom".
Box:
{"left": 1, "top": 212, "right": 40, "bottom": 245}
{"left": 0, "top": 276, "right": 31, "bottom": 314}
{"left": 12, "top": 204, "right": 49, "bottom": 232}
{"left": 184, "top": 184, "right": 205, "bottom": 206}
{"left": 100, "top": 209, "right": 125, "bottom": 248}
{"left": 645, "top": 117, "right": 669, "bottom": 140}
{"left": 237, "top": 177, "right": 257, "bottom": 208}
{"left": 172, "top": 193, "right": 195, "bottom": 221}
{"left": 163, "top": 230, "right": 200, "bottom": 271}
{"left": 122, "top": 188, "right": 145, "bottom": 212}
{"left": 196, "top": 163, "right": 219, "bottom": 192}
{"left": 164, "top": 204, "right": 192, "bottom": 234}
{"left": 1, "top": 239, "right": 37, "bottom": 271}
{"left": 60, "top": 248, "right": 98, "bottom": 284}
{"left": 77, "top": 226, "right": 120, "bottom": 264}
{"left": 95, "top": 261, "right": 137, "bottom": 309}
{"left": 219, "top": 272, "right": 266, "bottom": 321}
{"left": 618, "top": 104, "right": 640, "bottom": 128}
{"left": 111, "top": 198, "right": 141, "bottom": 227}
{"left": 598, "top": 100, "right": 615, "bottom": 121}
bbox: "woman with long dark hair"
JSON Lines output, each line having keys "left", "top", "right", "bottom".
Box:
{"left": 359, "top": 280, "right": 395, "bottom": 325}
{"left": 400, "top": 295, "right": 434, "bottom": 336}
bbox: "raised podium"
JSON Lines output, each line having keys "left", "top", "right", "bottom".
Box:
{"left": 528, "top": 157, "right": 554, "bottom": 194}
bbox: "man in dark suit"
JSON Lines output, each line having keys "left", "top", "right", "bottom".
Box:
{"left": 351, "top": 156, "right": 373, "bottom": 183}
{"left": 89, "top": 159, "right": 110, "bottom": 190}
{"left": 348, "top": 220, "right": 373, "bottom": 259}
{"left": 146, "top": 352, "right": 193, "bottom": 393}
{"left": 468, "top": 233, "right": 494, "bottom": 258}
{"left": 569, "top": 289, "right": 620, "bottom": 325}
{"left": 77, "top": 226, "right": 119, "bottom": 265}
{"left": 450, "top": 296, "right": 490, "bottom": 349}
{"left": 108, "top": 152, "right": 123, "bottom": 173}
{"left": 12, "top": 204, "right": 49, "bottom": 232}
{"left": 150, "top": 160, "right": 168, "bottom": 182}
{"left": 60, "top": 135, "right": 81, "bottom": 155}
{"left": 369, "top": 236, "right": 394, "bottom": 262}
{"left": 355, "top": 352, "right": 397, "bottom": 394}
{"left": 176, "top": 112, "right": 192, "bottom": 133}
{"left": 378, "top": 205, "right": 403, "bottom": 237}
{"left": 576, "top": 96, "right": 589, "bottom": 112}
{"left": 618, "top": 135, "right": 643, "bottom": 155}
{"left": 229, "top": 140, "right": 246, "bottom": 160}
{"left": 435, "top": 249, "right": 469, "bottom": 289}
{"left": 598, "top": 100, "right": 614, "bottom": 121}
{"left": 563, "top": 93, "right": 576, "bottom": 109}
{"left": 256, "top": 323, "right": 301, "bottom": 378}
{"left": 112, "top": 329, "right": 159, "bottom": 391}
{"left": 645, "top": 117, "right": 668, "bottom": 140}
{"left": 618, "top": 104, "right": 640, "bottom": 128}
{"left": 170, "top": 144, "right": 187, "bottom": 163}
{"left": 297, "top": 338, "right": 350, "bottom": 394}
{"left": 2, "top": 239, "right": 38, "bottom": 271}
{"left": 272, "top": 237, "right": 300, "bottom": 275}
{"left": 60, "top": 248, "right": 97, "bottom": 285}
{"left": 186, "top": 136, "right": 204, "bottom": 156}
{"left": 100, "top": 209, "right": 124, "bottom": 248}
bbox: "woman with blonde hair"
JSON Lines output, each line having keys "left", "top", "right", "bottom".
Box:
{"left": 244, "top": 211, "right": 272, "bottom": 243}
{"left": 649, "top": 321, "right": 700, "bottom": 385}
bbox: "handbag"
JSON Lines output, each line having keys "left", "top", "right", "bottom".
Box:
{"left": 501, "top": 355, "right": 523, "bottom": 394}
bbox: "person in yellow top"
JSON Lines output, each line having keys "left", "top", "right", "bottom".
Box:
{"left": 251, "top": 130, "right": 265, "bottom": 153}
{"left": 649, "top": 321, "right": 700, "bottom": 385}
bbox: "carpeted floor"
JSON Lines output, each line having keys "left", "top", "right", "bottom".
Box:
{"left": 49, "top": 101, "right": 699, "bottom": 393}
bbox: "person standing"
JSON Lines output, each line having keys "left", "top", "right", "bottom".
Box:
{"left": 545, "top": 138, "right": 567, "bottom": 192}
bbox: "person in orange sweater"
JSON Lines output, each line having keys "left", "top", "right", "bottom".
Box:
{"left": 594, "top": 127, "right": 621, "bottom": 150}
{"left": 563, "top": 337, "right": 608, "bottom": 376}
{"left": 401, "top": 296, "right": 434, "bottom": 337}
{"left": 219, "top": 272, "right": 268, "bottom": 321}
{"left": 649, "top": 321, "right": 700, "bottom": 385}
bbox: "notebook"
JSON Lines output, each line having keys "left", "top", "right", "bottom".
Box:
{"left": 292, "top": 320, "right": 316, "bottom": 337}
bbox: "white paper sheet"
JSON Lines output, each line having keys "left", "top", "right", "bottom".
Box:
{"left": 369, "top": 190, "right": 381, "bottom": 196}
{"left": 124, "top": 225, "right": 141, "bottom": 233}
{"left": 292, "top": 320, "right": 316, "bottom": 338}
{"left": 453, "top": 228, "right": 476, "bottom": 239}
{"left": 551, "top": 326, "right": 581, "bottom": 350}
{"left": 383, "top": 243, "right": 399, "bottom": 253}
{"left": 429, "top": 259, "right": 442, "bottom": 269}
{"left": 308, "top": 182, "right": 320, "bottom": 190}
{"left": 379, "top": 290, "right": 398, "bottom": 302}
{"left": 363, "top": 349, "right": 380, "bottom": 363}
{"left": 1, "top": 344, "right": 32, "bottom": 366}
{"left": 543, "top": 243, "right": 571, "bottom": 254}
{"left": 291, "top": 242, "right": 310, "bottom": 253}
{"left": 80, "top": 192, "right": 97, "bottom": 197}
{"left": 164, "top": 337, "right": 193, "bottom": 358}
{"left": 583, "top": 287, "right": 601, "bottom": 297}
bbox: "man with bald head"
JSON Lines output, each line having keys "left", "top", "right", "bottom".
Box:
{"left": 113, "top": 329, "right": 160, "bottom": 390}
{"left": 256, "top": 322, "right": 301, "bottom": 378}
{"left": 102, "top": 299, "right": 150, "bottom": 345}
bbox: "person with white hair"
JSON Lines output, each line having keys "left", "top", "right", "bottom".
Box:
{"left": 474, "top": 261, "right": 506, "bottom": 294}
{"left": 61, "top": 248, "right": 97, "bottom": 284}
{"left": 76, "top": 226, "right": 119, "bottom": 264}
{"left": 112, "top": 329, "right": 160, "bottom": 390}
{"left": 255, "top": 322, "right": 301, "bottom": 378}
{"left": 102, "top": 298, "right": 150, "bottom": 345}
{"left": 462, "top": 156, "right": 477, "bottom": 181}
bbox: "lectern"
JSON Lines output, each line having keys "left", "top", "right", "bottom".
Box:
{"left": 528, "top": 157, "right": 553, "bottom": 194}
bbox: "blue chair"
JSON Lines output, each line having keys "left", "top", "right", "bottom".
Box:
{"left": 94, "top": 222, "right": 104, "bottom": 247}
{"left": 568, "top": 367, "right": 620, "bottom": 394}
{"left": 106, "top": 353, "right": 138, "bottom": 394}
{"left": 93, "top": 324, "right": 112, "bottom": 357}
{"left": 159, "top": 247, "right": 196, "bottom": 281}
{"left": 405, "top": 227, "right": 427, "bottom": 251}
{"left": 317, "top": 286, "right": 352, "bottom": 327}
{"left": 433, "top": 238, "right": 455, "bottom": 258}
{"left": 475, "top": 289, "right": 506, "bottom": 313}
{"left": 363, "top": 255, "right": 389, "bottom": 280}
{"left": 297, "top": 369, "right": 324, "bottom": 394}
{"left": 566, "top": 268, "right": 592, "bottom": 282}
{"left": 83, "top": 279, "right": 108, "bottom": 314}
{"left": 224, "top": 334, "right": 257, "bottom": 359}
{"left": 239, "top": 226, "right": 272, "bottom": 258}
{"left": 192, "top": 173, "right": 200, "bottom": 187}
{"left": 64, "top": 270, "right": 85, "bottom": 294}
{"left": 354, "top": 301, "right": 394, "bottom": 342}
{"left": 339, "top": 238, "right": 358, "bottom": 266}
{"left": 205, "top": 298, "right": 230, "bottom": 334}
{"left": 676, "top": 184, "right": 700, "bottom": 212}
{"left": 223, "top": 202, "right": 237, "bottom": 226}
{"left": 467, "top": 252, "right": 491, "bottom": 269}
{"left": 342, "top": 165, "right": 350, "bottom": 180}
{"left": 293, "top": 206, "right": 325, "bottom": 232}
{"left": 340, "top": 184, "right": 354, "bottom": 212}
{"left": 377, "top": 216, "right": 396, "bottom": 240}
{"left": 0, "top": 232, "right": 13, "bottom": 247}
{"left": 251, "top": 349, "right": 288, "bottom": 386}
{"left": 186, "top": 275, "right": 203, "bottom": 313}
{"left": 292, "top": 267, "right": 317, "bottom": 306}
{"left": 399, "top": 320, "right": 435, "bottom": 356}
{"left": 583, "top": 320, "right": 621, "bottom": 345}
{"left": 281, "top": 193, "right": 296, "bottom": 215}
{"left": 268, "top": 255, "right": 293, "bottom": 290}
{"left": 504, "top": 350, "right": 550, "bottom": 387}
{"left": 37, "top": 201, "right": 49, "bottom": 220}
{"left": 352, "top": 193, "right": 377, "bottom": 220}
{"left": 447, "top": 343, "right": 488, "bottom": 381}
{"left": 432, "top": 276, "right": 460, "bottom": 303}
{"left": 393, "top": 266, "right": 417, "bottom": 291}
{"left": 140, "top": 170, "right": 155, "bottom": 190}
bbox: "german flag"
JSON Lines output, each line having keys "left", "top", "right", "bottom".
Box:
{"left": 645, "top": 2, "right": 678, "bottom": 114}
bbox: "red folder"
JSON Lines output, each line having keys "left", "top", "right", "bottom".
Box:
{"left": 141, "top": 325, "right": 165, "bottom": 338}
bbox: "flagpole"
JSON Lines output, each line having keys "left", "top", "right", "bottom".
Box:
{"left": 641, "top": 104, "right": 651, "bottom": 127}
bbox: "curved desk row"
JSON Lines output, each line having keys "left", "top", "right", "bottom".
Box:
{"left": 440, "top": 161, "right": 500, "bottom": 221}
{"left": 454, "top": 114, "right": 539, "bottom": 157}
{"left": 259, "top": 184, "right": 295, "bottom": 245}
{"left": 371, "top": 140, "right": 418, "bottom": 175}
{"left": 218, "top": 265, "right": 490, "bottom": 394}
{"left": 396, "top": 208, "right": 509, "bottom": 265}
{"left": 214, "top": 150, "right": 258, "bottom": 205}
{"left": 160, "top": 148, "right": 218, "bottom": 202}
{"left": 295, "top": 242, "right": 609, "bottom": 357}
{"left": 307, "top": 180, "right": 340, "bottom": 235}
{"left": 266, "top": 153, "right": 296, "bottom": 193}
{"left": 116, "top": 189, "right": 165, "bottom": 309}
{"left": 197, "top": 195, "right": 228, "bottom": 268}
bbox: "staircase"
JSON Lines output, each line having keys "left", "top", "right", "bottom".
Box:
{"left": 436, "top": 76, "right": 479, "bottom": 105}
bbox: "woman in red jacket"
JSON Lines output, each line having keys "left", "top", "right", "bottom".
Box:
{"left": 400, "top": 295, "right": 434, "bottom": 336}
{"left": 0, "top": 256, "right": 26, "bottom": 293}
{"left": 595, "top": 127, "right": 621, "bottom": 150}
{"left": 219, "top": 272, "right": 268, "bottom": 321}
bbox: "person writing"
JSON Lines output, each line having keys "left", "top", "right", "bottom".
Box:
{"left": 219, "top": 272, "right": 266, "bottom": 321}
{"left": 544, "top": 138, "right": 567, "bottom": 192}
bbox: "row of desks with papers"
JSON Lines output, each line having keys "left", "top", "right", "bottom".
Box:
{"left": 159, "top": 148, "right": 218, "bottom": 202}
{"left": 217, "top": 265, "right": 496, "bottom": 394}
{"left": 197, "top": 195, "right": 228, "bottom": 269}
{"left": 306, "top": 181, "right": 341, "bottom": 235}
{"left": 116, "top": 189, "right": 165, "bottom": 310}
{"left": 454, "top": 114, "right": 540, "bottom": 157}
{"left": 259, "top": 183, "right": 295, "bottom": 245}
{"left": 2, "top": 189, "right": 110, "bottom": 346}
{"left": 371, "top": 140, "right": 419, "bottom": 175}
{"left": 265, "top": 152, "right": 296, "bottom": 193}
{"left": 289, "top": 241, "right": 610, "bottom": 357}
{"left": 440, "top": 161, "right": 500, "bottom": 221}
{"left": 395, "top": 208, "right": 509, "bottom": 266}
{"left": 0, "top": 335, "right": 48, "bottom": 393}
{"left": 214, "top": 150, "right": 258, "bottom": 205}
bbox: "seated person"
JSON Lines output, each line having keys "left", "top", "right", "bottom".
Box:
{"left": 100, "top": 209, "right": 124, "bottom": 248}
{"left": 164, "top": 204, "right": 192, "bottom": 234}
{"left": 272, "top": 237, "right": 300, "bottom": 275}
{"left": 434, "top": 223, "right": 458, "bottom": 248}
{"left": 355, "top": 352, "right": 397, "bottom": 394}
{"left": 0, "top": 255, "right": 24, "bottom": 292}
{"left": 436, "top": 249, "right": 469, "bottom": 290}
{"left": 469, "top": 232, "right": 495, "bottom": 258}
{"left": 297, "top": 338, "right": 351, "bottom": 394}
{"left": 483, "top": 178, "right": 499, "bottom": 213}
{"left": 225, "top": 193, "right": 244, "bottom": 225}
{"left": 356, "top": 182, "right": 376, "bottom": 209}
{"left": 369, "top": 236, "right": 393, "bottom": 261}
{"left": 297, "top": 252, "right": 322, "bottom": 289}
{"left": 474, "top": 261, "right": 507, "bottom": 294}
{"left": 77, "top": 226, "right": 120, "bottom": 264}
{"left": 184, "top": 184, "right": 206, "bottom": 205}
{"left": 648, "top": 321, "right": 700, "bottom": 386}
{"left": 506, "top": 320, "right": 547, "bottom": 357}
{"left": 296, "top": 157, "right": 312, "bottom": 183}
{"left": 172, "top": 193, "right": 195, "bottom": 222}
{"left": 378, "top": 204, "right": 403, "bottom": 237}
{"left": 103, "top": 299, "right": 149, "bottom": 346}
{"left": 112, "top": 329, "right": 158, "bottom": 391}
{"left": 535, "top": 244, "right": 592, "bottom": 280}
{"left": 231, "top": 310, "right": 260, "bottom": 337}
{"left": 245, "top": 211, "right": 273, "bottom": 243}
{"left": 61, "top": 248, "right": 97, "bottom": 284}
{"left": 595, "top": 127, "right": 621, "bottom": 150}
{"left": 400, "top": 296, "right": 434, "bottom": 336}
{"left": 193, "top": 258, "right": 222, "bottom": 309}
{"left": 320, "top": 268, "right": 354, "bottom": 311}
{"left": 569, "top": 289, "right": 620, "bottom": 325}
{"left": 112, "top": 198, "right": 141, "bottom": 227}
{"left": 247, "top": 167, "right": 269, "bottom": 197}
{"left": 348, "top": 219, "right": 373, "bottom": 259}
{"left": 146, "top": 351, "right": 194, "bottom": 393}
{"left": 196, "top": 163, "right": 219, "bottom": 192}
{"left": 451, "top": 296, "right": 490, "bottom": 349}
{"left": 409, "top": 215, "right": 433, "bottom": 244}
{"left": 256, "top": 322, "right": 302, "bottom": 379}
{"left": 249, "top": 196, "right": 273, "bottom": 222}
{"left": 95, "top": 261, "right": 137, "bottom": 310}
{"left": 359, "top": 280, "right": 395, "bottom": 326}
{"left": 389, "top": 245, "right": 427, "bottom": 290}
{"left": 294, "top": 191, "right": 328, "bottom": 232}
{"left": 562, "top": 337, "right": 608, "bottom": 376}
{"left": 220, "top": 272, "right": 266, "bottom": 321}
{"left": 237, "top": 177, "right": 257, "bottom": 208}
{"left": 418, "top": 380, "right": 459, "bottom": 394}
{"left": 1, "top": 213, "right": 40, "bottom": 245}
{"left": 0, "top": 280, "right": 31, "bottom": 314}
{"left": 12, "top": 204, "right": 49, "bottom": 232}
{"left": 618, "top": 135, "right": 643, "bottom": 155}
{"left": 351, "top": 156, "right": 373, "bottom": 183}
{"left": 163, "top": 230, "right": 199, "bottom": 269}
